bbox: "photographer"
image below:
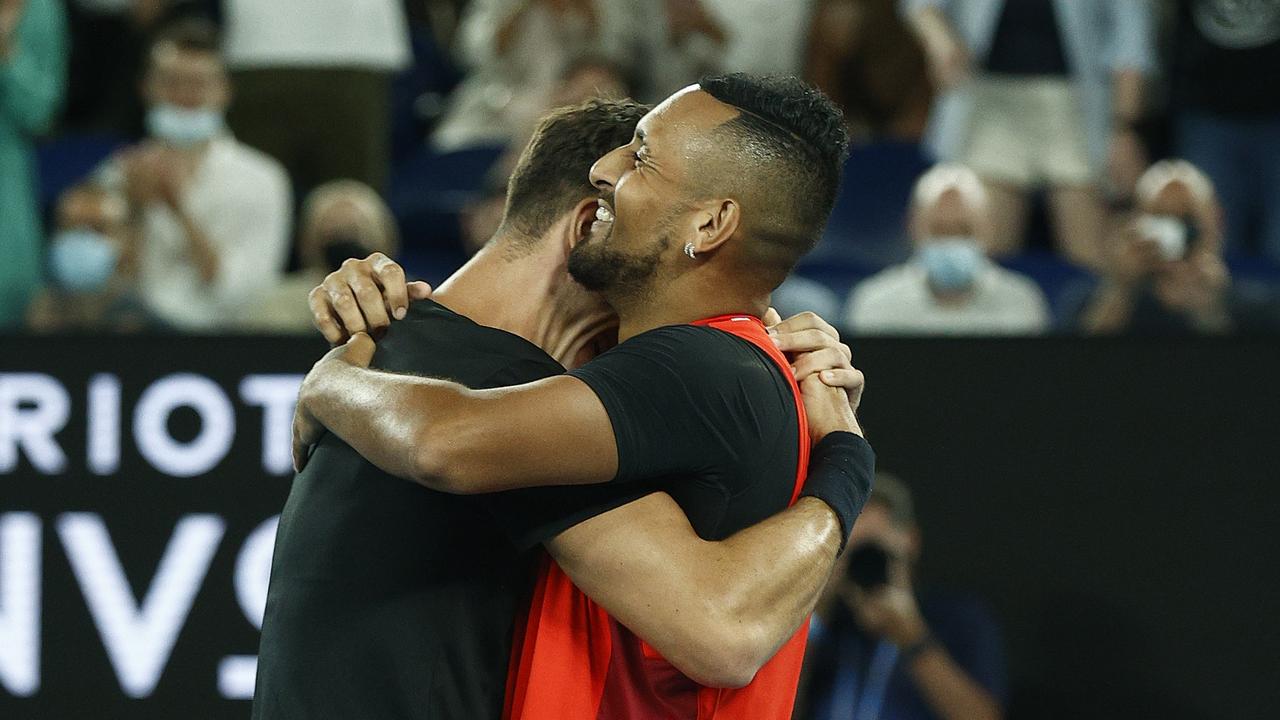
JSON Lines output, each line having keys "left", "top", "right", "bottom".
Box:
{"left": 1079, "top": 160, "right": 1232, "bottom": 335}
{"left": 797, "top": 473, "right": 1006, "bottom": 720}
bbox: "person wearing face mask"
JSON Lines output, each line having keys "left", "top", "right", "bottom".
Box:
{"left": 843, "top": 164, "right": 1050, "bottom": 336}
{"left": 91, "top": 18, "right": 292, "bottom": 331}
{"left": 25, "top": 184, "right": 157, "bottom": 333}
{"left": 239, "top": 180, "right": 400, "bottom": 334}
{"left": 1079, "top": 160, "right": 1239, "bottom": 335}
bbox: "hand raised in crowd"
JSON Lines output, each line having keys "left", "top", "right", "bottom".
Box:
{"left": 1110, "top": 225, "right": 1166, "bottom": 287}
{"left": 309, "top": 253, "right": 433, "bottom": 344}
{"left": 119, "top": 144, "right": 189, "bottom": 211}
{"left": 1155, "top": 250, "right": 1230, "bottom": 314}
{"left": 841, "top": 557, "right": 928, "bottom": 648}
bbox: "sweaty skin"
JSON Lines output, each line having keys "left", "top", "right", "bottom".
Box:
{"left": 301, "top": 254, "right": 867, "bottom": 688}
{"left": 294, "top": 85, "right": 866, "bottom": 688}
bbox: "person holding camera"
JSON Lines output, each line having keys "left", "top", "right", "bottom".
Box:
{"left": 796, "top": 473, "right": 1007, "bottom": 720}
{"left": 1079, "top": 160, "right": 1234, "bottom": 335}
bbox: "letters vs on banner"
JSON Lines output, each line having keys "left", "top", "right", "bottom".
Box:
{"left": 1, "top": 336, "right": 325, "bottom": 718}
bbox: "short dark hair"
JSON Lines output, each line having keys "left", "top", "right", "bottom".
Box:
{"left": 500, "top": 98, "right": 649, "bottom": 248}
{"left": 150, "top": 17, "right": 222, "bottom": 58}
{"left": 697, "top": 74, "right": 849, "bottom": 285}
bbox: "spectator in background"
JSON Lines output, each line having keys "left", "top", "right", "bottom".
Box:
{"left": 432, "top": 0, "right": 639, "bottom": 151}
{"left": 1080, "top": 160, "right": 1233, "bottom": 335}
{"left": 806, "top": 0, "right": 934, "bottom": 141}
{"left": 903, "top": 0, "right": 1156, "bottom": 269}
{"left": 844, "top": 164, "right": 1050, "bottom": 335}
{"left": 241, "top": 180, "right": 400, "bottom": 334}
{"left": 92, "top": 19, "right": 291, "bottom": 331}
{"left": 1167, "top": 0, "right": 1280, "bottom": 265}
{"left": 223, "top": 0, "right": 410, "bottom": 197}
{"left": 797, "top": 472, "right": 1007, "bottom": 720}
{"left": 0, "top": 0, "right": 66, "bottom": 330}
{"left": 25, "top": 184, "right": 156, "bottom": 332}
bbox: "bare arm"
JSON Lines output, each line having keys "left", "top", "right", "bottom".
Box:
{"left": 294, "top": 335, "right": 617, "bottom": 493}
{"left": 906, "top": 645, "right": 1004, "bottom": 720}
{"left": 548, "top": 493, "right": 842, "bottom": 688}
{"left": 545, "top": 334, "right": 870, "bottom": 689}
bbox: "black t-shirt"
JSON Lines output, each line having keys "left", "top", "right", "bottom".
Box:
{"left": 984, "top": 0, "right": 1069, "bottom": 77}
{"left": 253, "top": 313, "right": 802, "bottom": 718}
{"left": 1172, "top": 0, "right": 1280, "bottom": 115}
{"left": 253, "top": 301, "right": 626, "bottom": 720}
{"left": 514, "top": 323, "right": 803, "bottom": 547}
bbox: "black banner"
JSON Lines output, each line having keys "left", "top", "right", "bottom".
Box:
{"left": 2, "top": 336, "right": 1278, "bottom": 719}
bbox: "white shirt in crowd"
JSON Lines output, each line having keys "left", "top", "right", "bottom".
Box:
{"left": 223, "top": 0, "right": 411, "bottom": 72}
{"left": 106, "top": 136, "right": 292, "bottom": 331}
{"left": 844, "top": 261, "right": 1051, "bottom": 336}
{"left": 700, "top": 0, "right": 813, "bottom": 77}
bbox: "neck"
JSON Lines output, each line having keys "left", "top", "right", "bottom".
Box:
{"left": 612, "top": 268, "right": 769, "bottom": 341}
{"left": 433, "top": 235, "right": 616, "bottom": 369}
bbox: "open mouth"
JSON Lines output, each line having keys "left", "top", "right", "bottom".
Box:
{"left": 591, "top": 200, "right": 615, "bottom": 238}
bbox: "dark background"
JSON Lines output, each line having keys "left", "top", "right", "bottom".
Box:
{"left": 2, "top": 336, "right": 1277, "bottom": 719}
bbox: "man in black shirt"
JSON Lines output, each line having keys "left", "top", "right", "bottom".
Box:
{"left": 293, "top": 76, "right": 868, "bottom": 719}
{"left": 1170, "top": 0, "right": 1280, "bottom": 263}
{"left": 256, "top": 95, "right": 873, "bottom": 719}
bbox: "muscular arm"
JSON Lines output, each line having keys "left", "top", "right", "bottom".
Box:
{"left": 300, "top": 355, "right": 617, "bottom": 493}
{"left": 547, "top": 493, "right": 841, "bottom": 689}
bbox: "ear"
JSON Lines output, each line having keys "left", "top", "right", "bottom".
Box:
{"left": 565, "top": 197, "right": 600, "bottom": 253}
{"left": 689, "top": 198, "right": 741, "bottom": 255}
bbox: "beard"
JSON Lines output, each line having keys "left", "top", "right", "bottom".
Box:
{"left": 568, "top": 222, "right": 672, "bottom": 300}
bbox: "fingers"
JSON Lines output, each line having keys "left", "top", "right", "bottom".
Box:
{"left": 792, "top": 346, "right": 851, "bottom": 382}
{"left": 326, "top": 280, "right": 368, "bottom": 338}
{"left": 339, "top": 332, "right": 377, "bottom": 368}
{"left": 762, "top": 307, "right": 782, "bottom": 327}
{"left": 816, "top": 367, "right": 865, "bottom": 394}
{"left": 349, "top": 273, "right": 391, "bottom": 335}
{"left": 407, "top": 281, "right": 434, "bottom": 301}
{"left": 309, "top": 286, "right": 347, "bottom": 345}
{"left": 369, "top": 253, "right": 409, "bottom": 320}
{"left": 772, "top": 311, "right": 840, "bottom": 342}
{"left": 774, "top": 328, "right": 850, "bottom": 358}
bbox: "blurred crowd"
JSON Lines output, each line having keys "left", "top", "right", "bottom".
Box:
{"left": 2, "top": 0, "right": 1279, "bottom": 336}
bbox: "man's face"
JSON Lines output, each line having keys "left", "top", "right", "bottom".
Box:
{"left": 912, "top": 188, "right": 983, "bottom": 249}
{"left": 569, "top": 87, "right": 737, "bottom": 301}
{"left": 144, "top": 43, "right": 229, "bottom": 112}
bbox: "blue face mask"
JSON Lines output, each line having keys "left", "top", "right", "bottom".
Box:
{"left": 918, "top": 237, "right": 984, "bottom": 292}
{"left": 48, "top": 230, "right": 120, "bottom": 293}
{"left": 146, "top": 104, "right": 224, "bottom": 146}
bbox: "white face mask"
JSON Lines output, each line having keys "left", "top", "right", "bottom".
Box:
{"left": 48, "top": 229, "right": 120, "bottom": 293}
{"left": 917, "top": 236, "right": 985, "bottom": 292}
{"left": 146, "top": 104, "right": 224, "bottom": 146}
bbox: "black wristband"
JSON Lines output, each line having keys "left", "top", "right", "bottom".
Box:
{"left": 799, "top": 431, "right": 875, "bottom": 551}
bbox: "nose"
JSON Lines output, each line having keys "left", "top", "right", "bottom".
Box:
{"left": 589, "top": 145, "right": 626, "bottom": 193}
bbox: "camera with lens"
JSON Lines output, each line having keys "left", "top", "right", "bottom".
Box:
{"left": 845, "top": 542, "right": 893, "bottom": 591}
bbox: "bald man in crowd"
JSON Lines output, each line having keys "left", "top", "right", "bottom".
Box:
{"left": 844, "top": 164, "right": 1050, "bottom": 336}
